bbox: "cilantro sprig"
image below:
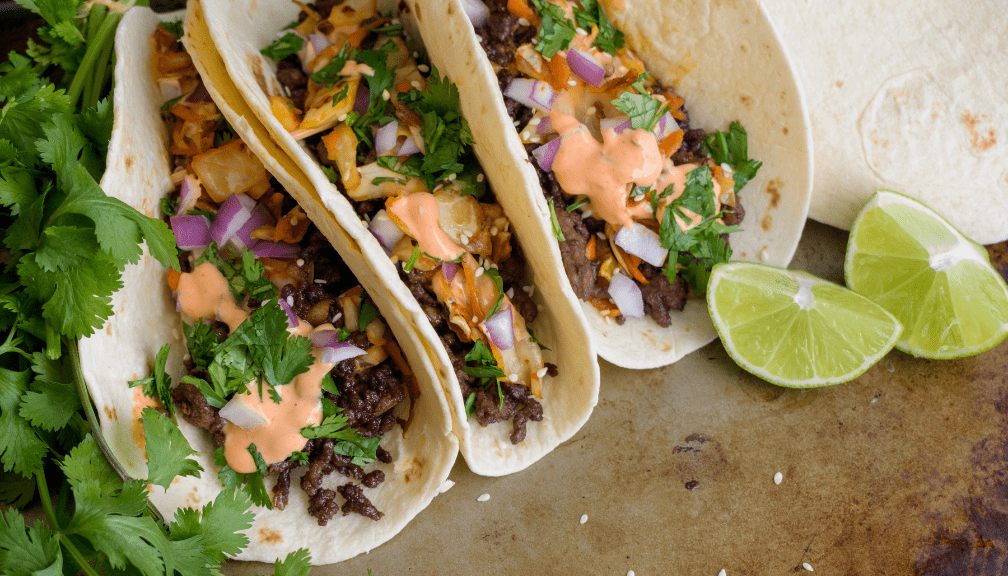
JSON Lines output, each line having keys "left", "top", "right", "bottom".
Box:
{"left": 530, "top": 0, "right": 576, "bottom": 57}
{"left": 611, "top": 74, "right": 667, "bottom": 131}
{"left": 572, "top": 0, "right": 625, "bottom": 54}
{"left": 703, "top": 121, "right": 763, "bottom": 194}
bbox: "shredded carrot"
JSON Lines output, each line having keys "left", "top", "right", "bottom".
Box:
{"left": 658, "top": 129, "right": 684, "bottom": 157}
{"left": 384, "top": 341, "right": 414, "bottom": 377}
{"left": 589, "top": 296, "right": 621, "bottom": 315}
{"left": 671, "top": 108, "right": 685, "bottom": 121}
{"left": 274, "top": 206, "right": 310, "bottom": 244}
{"left": 462, "top": 253, "right": 486, "bottom": 320}
{"left": 346, "top": 26, "right": 370, "bottom": 49}
{"left": 395, "top": 80, "right": 413, "bottom": 94}
{"left": 663, "top": 93, "right": 685, "bottom": 111}
{"left": 507, "top": 0, "right": 537, "bottom": 22}
{"left": 166, "top": 268, "right": 181, "bottom": 291}
{"left": 547, "top": 54, "right": 571, "bottom": 91}
{"left": 263, "top": 192, "right": 285, "bottom": 221}
{"left": 585, "top": 235, "right": 597, "bottom": 260}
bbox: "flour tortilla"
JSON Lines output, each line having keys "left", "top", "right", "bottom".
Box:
{"left": 188, "top": 0, "right": 600, "bottom": 476}
{"left": 763, "top": 0, "right": 1007, "bottom": 245}
{"left": 407, "top": 0, "right": 813, "bottom": 368}
{"left": 78, "top": 7, "right": 458, "bottom": 564}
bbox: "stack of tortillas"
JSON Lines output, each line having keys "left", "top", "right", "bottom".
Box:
{"left": 764, "top": 0, "right": 1007, "bottom": 244}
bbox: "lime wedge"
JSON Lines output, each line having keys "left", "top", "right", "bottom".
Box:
{"left": 708, "top": 262, "right": 902, "bottom": 387}
{"left": 845, "top": 190, "right": 1008, "bottom": 358}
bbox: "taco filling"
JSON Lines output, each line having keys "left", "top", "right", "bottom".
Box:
{"left": 469, "top": 0, "right": 761, "bottom": 327}
{"left": 259, "top": 0, "right": 553, "bottom": 444}
{"left": 145, "top": 23, "right": 420, "bottom": 524}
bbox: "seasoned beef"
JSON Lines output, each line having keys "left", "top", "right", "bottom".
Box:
{"left": 276, "top": 56, "right": 308, "bottom": 111}
{"left": 549, "top": 195, "right": 604, "bottom": 301}
{"left": 337, "top": 482, "right": 383, "bottom": 521}
{"left": 400, "top": 266, "right": 448, "bottom": 331}
{"left": 721, "top": 198, "right": 745, "bottom": 227}
{"left": 268, "top": 460, "right": 297, "bottom": 510}
{"left": 464, "top": 380, "right": 543, "bottom": 444}
{"left": 637, "top": 264, "right": 687, "bottom": 328}
{"left": 329, "top": 360, "right": 405, "bottom": 437}
{"left": 362, "top": 469, "right": 385, "bottom": 488}
{"left": 509, "top": 285, "right": 538, "bottom": 324}
{"left": 171, "top": 381, "right": 226, "bottom": 445}
{"left": 307, "top": 487, "right": 340, "bottom": 526}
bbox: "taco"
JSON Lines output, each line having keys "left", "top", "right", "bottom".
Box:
{"left": 184, "top": 0, "right": 600, "bottom": 475}
{"left": 410, "top": 0, "right": 814, "bottom": 368}
{"left": 78, "top": 7, "right": 458, "bottom": 564}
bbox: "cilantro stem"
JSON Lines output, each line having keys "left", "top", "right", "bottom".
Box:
{"left": 36, "top": 472, "right": 100, "bottom": 576}
{"left": 67, "top": 337, "right": 129, "bottom": 481}
{"left": 45, "top": 319, "right": 61, "bottom": 360}
{"left": 67, "top": 6, "right": 127, "bottom": 109}
{"left": 60, "top": 535, "right": 102, "bottom": 576}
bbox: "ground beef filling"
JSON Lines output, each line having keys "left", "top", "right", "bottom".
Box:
{"left": 172, "top": 228, "right": 407, "bottom": 523}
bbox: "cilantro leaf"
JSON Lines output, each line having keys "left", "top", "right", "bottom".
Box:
{"left": 273, "top": 549, "right": 312, "bottom": 576}
{"left": 161, "top": 20, "right": 184, "bottom": 40}
{"left": 213, "top": 447, "right": 272, "bottom": 509}
{"left": 531, "top": 0, "right": 576, "bottom": 57}
{"left": 612, "top": 86, "right": 666, "bottom": 131}
{"left": 309, "top": 42, "right": 352, "bottom": 86}
{"left": 703, "top": 121, "right": 762, "bottom": 193}
{"left": 184, "top": 319, "right": 218, "bottom": 369}
{"left": 548, "top": 198, "right": 566, "bottom": 241}
{"left": 358, "top": 298, "right": 379, "bottom": 330}
{"left": 228, "top": 299, "right": 314, "bottom": 389}
{"left": 196, "top": 243, "right": 277, "bottom": 303}
{"left": 246, "top": 443, "right": 269, "bottom": 475}
{"left": 129, "top": 343, "right": 174, "bottom": 418}
{"left": 0, "top": 508, "right": 62, "bottom": 574}
{"left": 141, "top": 407, "right": 204, "bottom": 490}
{"left": 403, "top": 245, "right": 420, "bottom": 272}
{"left": 0, "top": 366, "right": 48, "bottom": 476}
{"left": 18, "top": 378, "right": 81, "bottom": 432}
{"left": 261, "top": 32, "right": 305, "bottom": 62}
{"left": 572, "top": 0, "right": 625, "bottom": 54}
{"left": 483, "top": 268, "right": 505, "bottom": 316}
{"left": 464, "top": 392, "right": 476, "bottom": 419}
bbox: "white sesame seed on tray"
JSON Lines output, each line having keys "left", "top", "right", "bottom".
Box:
{"left": 477, "top": 493, "right": 490, "bottom": 502}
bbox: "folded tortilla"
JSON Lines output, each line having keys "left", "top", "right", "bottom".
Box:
{"left": 764, "top": 0, "right": 1008, "bottom": 245}
{"left": 407, "top": 0, "right": 813, "bottom": 369}
{"left": 78, "top": 7, "right": 458, "bottom": 564}
{"left": 186, "top": 0, "right": 600, "bottom": 476}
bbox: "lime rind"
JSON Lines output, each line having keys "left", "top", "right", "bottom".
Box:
{"left": 845, "top": 190, "right": 1008, "bottom": 359}
{"left": 708, "top": 262, "right": 902, "bottom": 387}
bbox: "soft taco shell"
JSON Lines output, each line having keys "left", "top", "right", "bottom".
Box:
{"left": 764, "top": 0, "right": 1008, "bottom": 245}
{"left": 78, "top": 6, "right": 458, "bottom": 564}
{"left": 186, "top": 0, "right": 600, "bottom": 476}
{"left": 407, "top": 0, "right": 814, "bottom": 369}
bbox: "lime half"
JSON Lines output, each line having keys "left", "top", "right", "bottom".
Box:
{"left": 845, "top": 190, "right": 1008, "bottom": 358}
{"left": 708, "top": 262, "right": 902, "bottom": 387}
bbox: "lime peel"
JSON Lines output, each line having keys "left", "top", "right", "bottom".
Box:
{"left": 845, "top": 190, "right": 1008, "bottom": 359}
{"left": 708, "top": 262, "right": 902, "bottom": 387}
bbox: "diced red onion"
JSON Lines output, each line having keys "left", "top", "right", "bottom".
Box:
{"left": 308, "top": 33, "right": 329, "bottom": 54}
{"left": 398, "top": 136, "right": 420, "bottom": 157}
{"left": 354, "top": 80, "right": 370, "bottom": 114}
{"left": 461, "top": 0, "right": 489, "bottom": 27}
{"left": 567, "top": 49, "right": 605, "bottom": 87}
{"left": 310, "top": 329, "right": 344, "bottom": 348}
{"left": 504, "top": 78, "right": 556, "bottom": 112}
{"left": 177, "top": 175, "right": 201, "bottom": 216}
{"left": 170, "top": 215, "right": 212, "bottom": 249}
{"left": 608, "top": 274, "right": 644, "bottom": 319}
{"left": 481, "top": 305, "right": 514, "bottom": 350}
{"left": 232, "top": 204, "right": 274, "bottom": 251}
{"left": 320, "top": 343, "right": 368, "bottom": 364}
{"left": 532, "top": 138, "right": 562, "bottom": 172}
{"left": 219, "top": 397, "right": 268, "bottom": 430}
{"left": 278, "top": 297, "right": 299, "bottom": 328}
{"left": 375, "top": 121, "right": 399, "bottom": 157}
{"left": 536, "top": 116, "right": 553, "bottom": 134}
{"left": 442, "top": 262, "right": 458, "bottom": 282}
{"left": 653, "top": 110, "right": 679, "bottom": 142}
{"left": 369, "top": 209, "right": 404, "bottom": 252}
{"left": 614, "top": 224, "right": 668, "bottom": 267}
{"left": 600, "top": 115, "right": 631, "bottom": 135}
{"left": 251, "top": 240, "right": 299, "bottom": 259}
{"left": 210, "top": 194, "right": 253, "bottom": 246}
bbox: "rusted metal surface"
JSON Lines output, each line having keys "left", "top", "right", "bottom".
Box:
{"left": 223, "top": 222, "right": 1008, "bottom": 574}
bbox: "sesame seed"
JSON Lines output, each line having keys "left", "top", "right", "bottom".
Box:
{"left": 603, "top": 315, "right": 614, "bottom": 325}
{"left": 536, "top": 367, "right": 548, "bottom": 378}
{"left": 286, "top": 296, "right": 295, "bottom": 306}
{"left": 527, "top": 286, "right": 535, "bottom": 297}
{"left": 472, "top": 316, "right": 478, "bottom": 323}
{"left": 477, "top": 173, "right": 484, "bottom": 182}
{"left": 522, "top": 131, "right": 531, "bottom": 140}
{"left": 438, "top": 479, "right": 455, "bottom": 493}
{"left": 183, "top": 353, "right": 191, "bottom": 361}
{"left": 802, "top": 563, "right": 814, "bottom": 572}
{"left": 579, "top": 514, "right": 588, "bottom": 524}
{"left": 296, "top": 258, "right": 305, "bottom": 267}
{"left": 417, "top": 64, "right": 429, "bottom": 73}
{"left": 448, "top": 172, "right": 457, "bottom": 181}
{"left": 290, "top": 217, "right": 300, "bottom": 226}
{"left": 576, "top": 27, "right": 588, "bottom": 35}
{"left": 628, "top": 572, "right": 635, "bottom": 576}
{"left": 719, "top": 571, "right": 727, "bottom": 576}
{"left": 518, "top": 17, "right": 530, "bottom": 26}
{"left": 490, "top": 226, "right": 498, "bottom": 235}
{"left": 596, "top": 232, "right": 606, "bottom": 239}
{"left": 412, "top": 51, "right": 419, "bottom": 58}
{"left": 410, "top": 80, "right": 421, "bottom": 89}
{"left": 475, "top": 267, "right": 484, "bottom": 277}
{"left": 477, "top": 493, "right": 490, "bottom": 502}
{"left": 567, "top": 79, "right": 577, "bottom": 86}
{"left": 582, "top": 209, "right": 592, "bottom": 218}
{"left": 506, "top": 287, "right": 514, "bottom": 298}
{"left": 333, "top": 312, "right": 342, "bottom": 321}
{"left": 586, "top": 106, "right": 597, "bottom": 115}
{"left": 514, "top": 120, "right": 521, "bottom": 127}
{"left": 391, "top": 18, "right": 400, "bottom": 24}
{"left": 314, "top": 279, "right": 327, "bottom": 284}
{"left": 529, "top": 117, "right": 541, "bottom": 126}
{"left": 475, "top": 35, "right": 483, "bottom": 43}
{"left": 382, "top": 89, "right": 390, "bottom": 101}
{"left": 489, "top": 262, "right": 498, "bottom": 269}
{"left": 459, "top": 233, "right": 469, "bottom": 245}
{"left": 336, "top": 114, "right": 347, "bottom": 122}
{"left": 774, "top": 472, "right": 783, "bottom": 485}
{"left": 509, "top": 373, "right": 519, "bottom": 382}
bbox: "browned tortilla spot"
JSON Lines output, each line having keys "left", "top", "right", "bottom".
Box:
{"left": 782, "top": 126, "right": 789, "bottom": 135}
{"left": 961, "top": 110, "right": 997, "bottom": 152}
{"left": 765, "top": 178, "right": 782, "bottom": 209}
{"left": 403, "top": 457, "right": 426, "bottom": 483}
{"left": 739, "top": 94, "right": 753, "bottom": 109}
{"left": 835, "top": 80, "right": 843, "bottom": 88}
{"left": 125, "top": 156, "right": 134, "bottom": 168}
{"left": 104, "top": 405, "right": 117, "bottom": 421}
{"left": 259, "top": 528, "right": 283, "bottom": 545}
{"left": 247, "top": 52, "right": 268, "bottom": 96}
{"left": 760, "top": 212, "right": 773, "bottom": 232}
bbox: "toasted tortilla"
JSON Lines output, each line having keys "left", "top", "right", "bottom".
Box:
{"left": 187, "top": 0, "right": 600, "bottom": 476}
{"left": 408, "top": 0, "right": 814, "bottom": 368}
{"left": 764, "top": 0, "right": 1008, "bottom": 245}
{"left": 78, "top": 7, "right": 458, "bottom": 564}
